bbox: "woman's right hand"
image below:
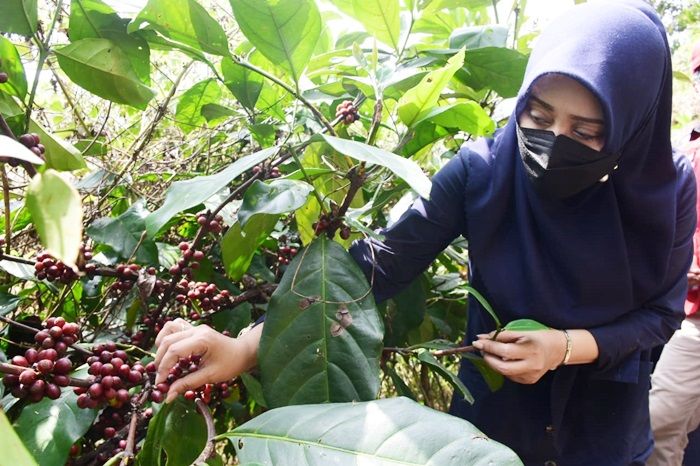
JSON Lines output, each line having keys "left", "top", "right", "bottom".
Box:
{"left": 153, "top": 318, "right": 263, "bottom": 403}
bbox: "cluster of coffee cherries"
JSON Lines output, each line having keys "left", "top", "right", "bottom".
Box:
{"left": 34, "top": 252, "right": 78, "bottom": 283}
{"left": 197, "top": 211, "right": 225, "bottom": 234}
{"left": 110, "top": 263, "right": 141, "bottom": 292}
{"left": 3, "top": 349, "right": 73, "bottom": 402}
{"left": 35, "top": 316, "right": 81, "bottom": 354}
{"left": 335, "top": 100, "right": 359, "bottom": 125}
{"left": 149, "top": 354, "right": 201, "bottom": 403}
{"left": 74, "top": 342, "right": 151, "bottom": 409}
{"left": 174, "top": 279, "right": 233, "bottom": 320}
{"left": 170, "top": 242, "right": 205, "bottom": 278}
{"left": 252, "top": 164, "right": 281, "bottom": 179}
{"left": 276, "top": 244, "right": 298, "bottom": 266}
{"left": 18, "top": 132, "right": 46, "bottom": 159}
{"left": 184, "top": 380, "right": 234, "bottom": 404}
{"left": 130, "top": 310, "right": 174, "bottom": 346}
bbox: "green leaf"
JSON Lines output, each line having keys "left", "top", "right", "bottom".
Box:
{"left": 0, "top": 0, "right": 38, "bottom": 36}
{"left": 0, "top": 291, "right": 21, "bottom": 316}
{"left": 400, "top": 121, "right": 451, "bottom": 157}
{"left": 385, "top": 364, "right": 417, "bottom": 400}
{"left": 0, "top": 135, "right": 44, "bottom": 165}
{"left": 87, "top": 200, "right": 159, "bottom": 264}
{"left": 136, "top": 398, "right": 207, "bottom": 466}
{"left": 312, "top": 134, "right": 432, "bottom": 199}
{"left": 415, "top": 101, "right": 495, "bottom": 136}
{"left": 201, "top": 103, "right": 236, "bottom": 122}
{"left": 417, "top": 350, "right": 474, "bottom": 403}
{"left": 259, "top": 236, "right": 384, "bottom": 407}
{"left": 221, "top": 56, "right": 263, "bottom": 111}
{"left": 229, "top": 0, "right": 322, "bottom": 84}
{"left": 331, "top": 0, "right": 401, "bottom": 51}
{"left": 128, "top": 0, "right": 230, "bottom": 56}
{"left": 28, "top": 120, "right": 86, "bottom": 171}
{"left": 238, "top": 179, "right": 313, "bottom": 226}
{"left": 221, "top": 214, "right": 278, "bottom": 281}
{"left": 69, "top": 0, "right": 122, "bottom": 40}
{"left": 461, "top": 352, "right": 504, "bottom": 392}
{"left": 145, "top": 146, "right": 278, "bottom": 236}
{"left": 398, "top": 48, "right": 465, "bottom": 127}
{"left": 449, "top": 25, "right": 509, "bottom": 49}
{"left": 26, "top": 170, "right": 83, "bottom": 266}
{"left": 224, "top": 397, "right": 523, "bottom": 465}
{"left": 69, "top": 0, "right": 152, "bottom": 83}
{"left": 13, "top": 383, "right": 98, "bottom": 466}
{"left": 0, "top": 35, "right": 28, "bottom": 99}
{"left": 503, "top": 318, "right": 550, "bottom": 332}
{"left": 54, "top": 38, "right": 155, "bottom": 110}
{"left": 0, "top": 410, "right": 38, "bottom": 466}
{"left": 240, "top": 372, "right": 268, "bottom": 408}
{"left": 457, "top": 47, "right": 528, "bottom": 98}
{"left": 175, "top": 78, "right": 222, "bottom": 133}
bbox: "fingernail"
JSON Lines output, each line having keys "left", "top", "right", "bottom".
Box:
{"left": 165, "top": 391, "right": 175, "bottom": 404}
{"left": 472, "top": 341, "right": 483, "bottom": 349}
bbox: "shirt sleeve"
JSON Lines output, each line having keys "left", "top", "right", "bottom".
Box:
{"left": 349, "top": 153, "right": 469, "bottom": 303}
{"left": 588, "top": 156, "right": 697, "bottom": 382}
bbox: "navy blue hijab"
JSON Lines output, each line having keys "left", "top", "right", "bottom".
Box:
{"left": 462, "top": 1, "right": 683, "bottom": 363}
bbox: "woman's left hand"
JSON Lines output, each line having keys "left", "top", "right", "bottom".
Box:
{"left": 472, "top": 330, "right": 567, "bottom": 384}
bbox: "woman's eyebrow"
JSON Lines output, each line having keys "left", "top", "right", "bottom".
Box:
{"left": 530, "top": 94, "right": 604, "bottom": 126}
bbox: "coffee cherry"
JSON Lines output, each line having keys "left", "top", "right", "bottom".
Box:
{"left": 0, "top": 72, "right": 8, "bottom": 84}
{"left": 19, "top": 370, "right": 37, "bottom": 386}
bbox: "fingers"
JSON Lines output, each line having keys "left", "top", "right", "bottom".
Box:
{"left": 472, "top": 337, "right": 525, "bottom": 361}
{"left": 155, "top": 318, "right": 191, "bottom": 347}
{"left": 165, "top": 366, "right": 215, "bottom": 403}
{"left": 476, "top": 331, "right": 524, "bottom": 343}
{"left": 155, "top": 333, "right": 209, "bottom": 385}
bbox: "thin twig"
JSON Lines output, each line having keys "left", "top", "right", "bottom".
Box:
{"left": 2, "top": 167, "right": 11, "bottom": 253}
{"left": 191, "top": 398, "right": 216, "bottom": 465}
{"left": 0, "top": 252, "right": 34, "bottom": 265}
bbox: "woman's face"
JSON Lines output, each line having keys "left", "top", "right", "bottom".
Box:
{"left": 519, "top": 74, "right": 606, "bottom": 151}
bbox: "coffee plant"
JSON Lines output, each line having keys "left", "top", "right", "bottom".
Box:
{"left": 8, "top": 0, "right": 689, "bottom": 465}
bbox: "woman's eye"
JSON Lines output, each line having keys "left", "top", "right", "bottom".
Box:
{"left": 528, "top": 110, "right": 550, "bottom": 126}
{"left": 573, "top": 130, "right": 602, "bottom": 141}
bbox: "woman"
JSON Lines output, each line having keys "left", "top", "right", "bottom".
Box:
{"left": 153, "top": 1, "right": 695, "bottom": 464}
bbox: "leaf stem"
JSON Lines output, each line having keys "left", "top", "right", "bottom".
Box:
{"left": 191, "top": 398, "right": 217, "bottom": 465}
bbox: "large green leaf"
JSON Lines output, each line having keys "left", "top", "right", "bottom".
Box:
{"left": 0, "top": 135, "right": 44, "bottom": 165}
{"left": 0, "top": 35, "right": 28, "bottom": 99}
{"left": 128, "top": 0, "right": 229, "bottom": 56}
{"left": 87, "top": 200, "right": 159, "bottom": 264}
{"left": 69, "top": 0, "right": 153, "bottom": 86}
{"left": 398, "top": 48, "right": 465, "bottom": 127}
{"left": 221, "top": 214, "right": 278, "bottom": 281}
{"left": 26, "top": 169, "right": 83, "bottom": 266}
{"left": 238, "top": 179, "right": 313, "bottom": 226}
{"left": 224, "top": 397, "right": 523, "bottom": 465}
{"left": 449, "top": 25, "right": 508, "bottom": 49}
{"left": 0, "top": 291, "right": 21, "bottom": 316}
{"left": 414, "top": 101, "right": 495, "bottom": 137}
{"left": 311, "top": 134, "right": 432, "bottom": 199}
{"left": 259, "top": 236, "right": 384, "bottom": 407}
{"left": 400, "top": 121, "right": 450, "bottom": 157}
{"left": 0, "top": 0, "right": 37, "bottom": 36}
{"left": 229, "top": 0, "right": 322, "bottom": 84}
{"left": 136, "top": 398, "right": 207, "bottom": 466}
{"left": 0, "top": 410, "right": 38, "bottom": 466}
{"left": 330, "top": 0, "right": 401, "bottom": 51}
{"left": 13, "top": 381, "right": 98, "bottom": 466}
{"left": 54, "top": 38, "right": 155, "bottom": 109}
{"left": 457, "top": 47, "right": 528, "bottom": 98}
{"left": 145, "top": 146, "right": 278, "bottom": 236}
{"left": 175, "top": 78, "right": 222, "bottom": 133}
{"left": 221, "top": 56, "right": 263, "bottom": 111}
{"left": 28, "top": 120, "right": 86, "bottom": 171}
